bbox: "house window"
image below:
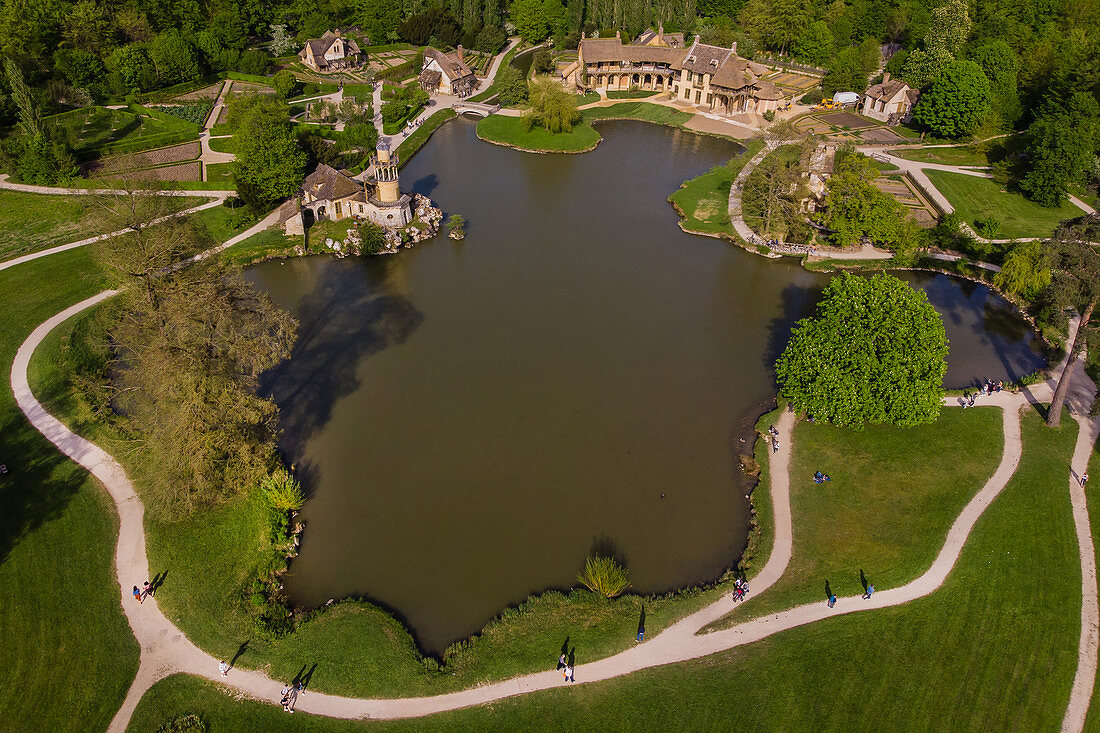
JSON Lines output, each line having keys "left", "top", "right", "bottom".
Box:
{"left": 695, "top": 90, "right": 701, "bottom": 103}
{"left": 335, "top": 202, "right": 341, "bottom": 217}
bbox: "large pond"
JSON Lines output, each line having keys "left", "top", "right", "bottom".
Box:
{"left": 247, "top": 118, "right": 1046, "bottom": 655}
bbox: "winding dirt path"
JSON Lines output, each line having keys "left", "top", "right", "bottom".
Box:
{"left": 14, "top": 287, "right": 1098, "bottom": 728}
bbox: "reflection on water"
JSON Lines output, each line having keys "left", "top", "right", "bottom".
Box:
{"left": 247, "top": 119, "right": 1045, "bottom": 654}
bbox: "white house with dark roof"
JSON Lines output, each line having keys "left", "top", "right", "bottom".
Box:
{"left": 299, "top": 30, "right": 362, "bottom": 72}
{"left": 420, "top": 46, "right": 478, "bottom": 98}
{"left": 861, "top": 74, "right": 920, "bottom": 122}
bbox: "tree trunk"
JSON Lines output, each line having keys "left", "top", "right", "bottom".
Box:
{"left": 1048, "top": 297, "right": 1095, "bottom": 426}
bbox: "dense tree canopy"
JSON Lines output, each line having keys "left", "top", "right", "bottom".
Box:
{"left": 228, "top": 95, "right": 306, "bottom": 212}
{"left": 818, "top": 146, "right": 922, "bottom": 253}
{"left": 776, "top": 272, "right": 948, "bottom": 428}
{"left": 524, "top": 77, "right": 581, "bottom": 132}
{"left": 912, "top": 59, "right": 990, "bottom": 138}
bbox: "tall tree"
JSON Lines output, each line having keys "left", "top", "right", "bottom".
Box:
{"left": 912, "top": 60, "right": 990, "bottom": 138}
{"left": 924, "top": 0, "right": 970, "bottom": 56}
{"left": 230, "top": 95, "right": 307, "bottom": 211}
{"left": 1020, "top": 93, "right": 1100, "bottom": 207}
{"left": 1041, "top": 216, "right": 1100, "bottom": 427}
{"left": 776, "top": 272, "right": 948, "bottom": 428}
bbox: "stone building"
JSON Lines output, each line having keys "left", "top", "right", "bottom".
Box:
{"left": 861, "top": 74, "right": 919, "bottom": 123}
{"left": 299, "top": 30, "right": 362, "bottom": 72}
{"left": 576, "top": 34, "right": 784, "bottom": 116}
{"left": 634, "top": 24, "right": 685, "bottom": 47}
{"left": 420, "top": 46, "right": 478, "bottom": 97}
{"left": 282, "top": 141, "right": 412, "bottom": 235}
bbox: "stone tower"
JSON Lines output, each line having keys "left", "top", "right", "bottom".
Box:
{"left": 372, "top": 139, "right": 401, "bottom": 204}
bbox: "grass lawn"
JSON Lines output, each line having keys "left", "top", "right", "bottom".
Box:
{"left": 924, "top": 170, "right": 1086, "bottom": 239}
{"left": 207, "top": 136, "right": 236, "bottom": 154}
{"left": 476, "top": 114, "right": 601, "bottom": 153}
{"left": 709, "top": 405, "right": 1004, "bottom": 627}
{"left": 127, "top": 408, "right": 1081, "bottom": 731}
{"left": 606, "top": 89, "right": 659, "bottom": 99}
{"left": 575, "top": 90, "right": 600, "bottom": 105}
{"left": 0, "top": 189, "right": 207, "bottom": 261}
{"left": 188, "top": 202, "right": 257, "bottom": 242}
{"left": 669, "top": 138, "right": 762, "bottom": 236}
{"left": 1083, "top": 441, "right": 1100, "bottom": 731}
{"left": 895, "top": 146, "right": 990, "bottom": 167}
{"left": 205, "top": 161, "right": 236, "bottom": 184}
{"left": 221, "top": 226, "right": 302, "bottom": 267}
{"left": 396, "top": 109, "right": 456, "bottom": 167}
{"left": 0, "top": 247, "right": 139, "bottom": 732}
{"left": 46, "top": 106, "right": 200, "bottom": 159}
{"left": 584, "top": 102, "right": 692, "bottom": 126}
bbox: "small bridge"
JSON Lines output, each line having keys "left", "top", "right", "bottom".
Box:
{"left": 453, "top": 101, "right": 500, "bottom": 118}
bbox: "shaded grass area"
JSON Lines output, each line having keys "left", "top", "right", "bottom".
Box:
{"left": 207, "top": 136, "right": 236, "bottom": 154}
{"left": 606, "top": 89, "right": 659, "bottom": 99}
{"left": 925, "top": 169, "right": 1086, "bottom": 239}
{"left": 127, "top": 409, "right": 1081, "bottom": 731}
{"left": 396, "top": 109, "right": 457, "bottom": 167}
{"left": 895, "top": 146, "right": 991, "bottom": 167}
{"left": 476, "top": 114, "right": 601, "bottom": 153}
{"left": 46, "top": 105, "right": 200, "bottom": 159}
{"left": 205, "top": 162, "right": 236, "bottom": 184}
{"left": 221, "top": 226, "right": 302, "bottom": 267}
{"left": 669, "top": 138, "right": 761, "bottom": 235}
{"left": 0, "top": 189, "right": 207, "bottom": 261}
{"left": 708, "top": 406, "right": 1004, "bottom": 628}
{"left": 585, "top": 102, "right": 692, "bottom": 126}
{"left": 0, "top": 248, "right": 139, "bottom": 732}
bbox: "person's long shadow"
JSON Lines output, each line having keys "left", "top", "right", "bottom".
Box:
{"left": 859, "top": 569, "right": 868, "bottom": 593}
{"left": 824, "top": 579, "right": 832, "bottom": 601}
{"left": 637, "top": 606, "right": 646, "bottom": 639}
{"left": 230, "top": 640, "right": 249, "bottom": 668}
{"left": 558, "top": 636, "right": 569, "bottom": 669}
{"left": 260, "top": 259, "right": 424, "bottom": 461}
{"left": 567, "top": 647, "right": 576, "bottom": 668}
{"left": 150, "top": 571, "right": 169, "bottom": 594}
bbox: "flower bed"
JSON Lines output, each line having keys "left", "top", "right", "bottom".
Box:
{"left": 86, "top": 141, "right": 202, "bottom": 176}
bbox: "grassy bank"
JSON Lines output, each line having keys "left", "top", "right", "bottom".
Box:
{"left": 396, "top": 109, "right": 457, "bottom": 167}
{"left": 476, "top": 114, "right": 600, "bottom": 153}
{"left": 0, "top": 190, "right": 208, "bottom": 261}
{"left": 128, "top": 408, "right": 1081, "bottom": 731}
{"left": 669, "top": 138, "right": 762, "bottom": 236}
{"left": 0, "top": 248, "right": 139, "bottom": 732}
{"left": 709, "top": 405, "right": 1004, "bottom": 627}
{"left": 924, "top": 169, "right": 1085, "bottom": 239}
{"left": 585, "top": 101, "right": 692, "bottom": 126}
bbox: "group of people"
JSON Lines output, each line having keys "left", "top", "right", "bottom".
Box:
{"left": 812, "top": 471, "right": 831, "bottom": 484}
{"left": 769, "top": 424, "right": 780, "bottom": 454}
{"left": 963, "top": 378, "right": 1005, "bottom": 407}
{"left": 131, "top": 580, "right": 153, "bottom": 604}
{"left": 280, "top": 682, "right": 304, "bottom": 713}
{"left": 732, "top": 576, "right": 750, "bottom": 602}
{"left": 556, "top": 653, "right": 575, "bottom": 683}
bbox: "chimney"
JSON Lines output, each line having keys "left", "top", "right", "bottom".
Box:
{"left": 615, "top": 30, "right": 620, "bottom": 39}
{"left": 334, "top": 29, "right": 341, "bottom": 37}
{"left": 658, "top": 22, "right": 664, "bottom": 41}
{"left": 694, "top": 35, "right": 701, "bottom": 45}
{"left": 457, "top": 44, "right": 464, "bottom": 61}
{"left": 581, "top": 31, "right": 586, "bottom": 39}
{"left": 882, "top": 72, "right": 891, "bottom": 84}
{"left": 731, "top": 41, "right": 737, "bottom": 55}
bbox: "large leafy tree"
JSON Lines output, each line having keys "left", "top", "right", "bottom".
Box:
{"left": 524, "top": 78, "right": 581, "bottom": 132}
{"left": 1020, "top": 93, "right": 1100, "bottom": 207}
{"left": 912, "top": 60, "right": 990, "bottom": 138}
{"left": 1041, "top": 216, "right": 1100, "bottom": 427}
{"left": 819, "top": 146, "right": 918, "bottom": 252}
{"left": 230, "top": 95, "right": 307, "bottom": 212}
{"left": 776, "top": 272, "right": 948, "bottom": 428}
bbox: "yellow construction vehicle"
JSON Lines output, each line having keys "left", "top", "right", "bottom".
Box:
{"left": 812, "top": 98, "right": 839, "bottom": 111}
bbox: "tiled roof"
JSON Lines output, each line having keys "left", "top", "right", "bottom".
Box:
{"left": 304, "top": 32, "right": 360, "bottom": 61}
{"left": 865, "top": 79, "right": 912, "bottom": 102}
{"left": 579, "top": 38, "right": 682, "bottom": 64}
{"left": 425, "top": 47, "right": 475, "bottom": 80}
{"left": 675, "top": 42, "right": 732, "bottom": 74}
{"left": 302, "top": 163, "right": 362, "bottom": 201}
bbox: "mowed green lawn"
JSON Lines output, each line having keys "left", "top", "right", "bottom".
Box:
{"left": 0, "top": 189, "right": 207, "bottom": 261}
{"left": 584, "top": 101, "right": 692, "bottom": 126}
{"left": 0, "top": 248, "right": 139, "bottom": 732}
{"left": 925, "top": 169, "right": 1086, "bottom": 239}
{"left": 127, "top": 409, "right": 1081, "bottom": 731}
{"left": 709, "top": 405, "right": 1004, "bottom": 627}
{"left": 668, "top": 139, "right": 762, "bottom": 235}
{"left": 476, "top": 113, "right": 601, "bottom": 153}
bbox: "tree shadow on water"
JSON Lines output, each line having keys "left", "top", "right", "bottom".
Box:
{"left": 259, "top": 261, "right": 424, "bottom": 460}
{"left": 764, "top": 282, "right": 824, "bottom": 376}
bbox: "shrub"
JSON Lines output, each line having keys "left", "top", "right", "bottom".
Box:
{"left": 763, "top": 110, "right": 775, "bottom": 121}
{"left": 157, "top": 714, "right": 206, "bottom": 733}
{"left": 577, "top": 555, "right": 630, "bottom": 598}
{"left": 974, "top": 215, "right": 1001, "bottom": 238}
{"left": 261, "top": 467, "right": 305, "bottom": 511}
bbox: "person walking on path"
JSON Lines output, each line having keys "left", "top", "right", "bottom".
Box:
{"left": 219, "top": 660, "right": 230, "bottom": 677}
{"left": 828, "top": 594, "right": 837, "bottom": 608}
{"left": 863, "top": 584, "right": 875, "bottom": 600}
{"left": 557, "top": 652, "right": 567, "bottom": 670}
{"left": 140, "top": 581, "right": 152, "bottom": 601}
{"left": 1083, "top": 472, "right": 1090, "bottom": 488}
{"left": 132, "top": 585, "right": 142, "bottom": 603}
{"left": 280, "top": 686, "right": 292, "bottom": 712}
{"left": 563, "top": 665, "right": 574, "bottom": 683}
